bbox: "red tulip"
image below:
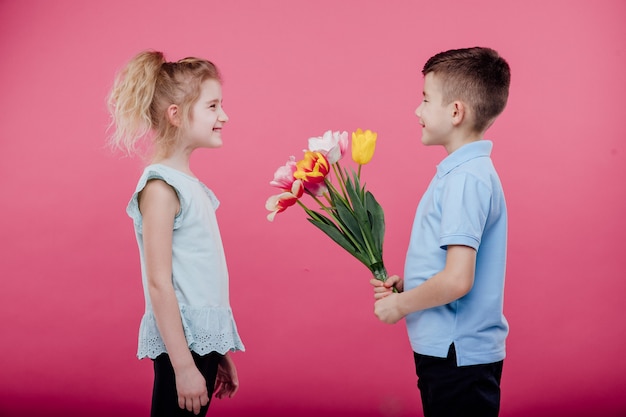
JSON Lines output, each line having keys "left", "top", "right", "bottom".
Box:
{"left": 265, "top": 179, "right": 305, "bottom": 221}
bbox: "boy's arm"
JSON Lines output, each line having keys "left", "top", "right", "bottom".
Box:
{"left": 374, "top": 245, "right": 476, "bottom": 324}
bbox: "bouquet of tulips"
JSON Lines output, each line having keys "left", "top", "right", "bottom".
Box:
{"left": 265, "top": 129, "right": 388, "bottom": 283}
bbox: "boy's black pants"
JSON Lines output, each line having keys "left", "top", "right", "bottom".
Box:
{"left": 414, "top": 343, "right": 503, "bottom": 417}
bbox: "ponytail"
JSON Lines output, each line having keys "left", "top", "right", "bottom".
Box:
{"left": 107, "top": 51, "right": 164, "bottom": 155}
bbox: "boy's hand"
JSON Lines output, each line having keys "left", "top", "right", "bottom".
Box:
{"left": 374, "top": 293, "right": 405, "bottom": 324}
{"left": 370, "top": 275, "right": 405, "bottom": 324}
{"left": 370, "top": 274, "right": 404, "bottom": 299}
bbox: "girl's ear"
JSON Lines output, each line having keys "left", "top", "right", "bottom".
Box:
{"left": 450, "top": 100, "right": 465, "bottom": 126}
{"left": 166, "top": 104, "right": 181, "bottom": 127}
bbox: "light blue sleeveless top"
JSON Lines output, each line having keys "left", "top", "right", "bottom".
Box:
{"left": 127, "top": 164, "right": 245, "bottom": 359}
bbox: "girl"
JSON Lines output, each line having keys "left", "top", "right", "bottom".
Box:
{"left": 108, "top": 50, "right": 245, "bottom": 417}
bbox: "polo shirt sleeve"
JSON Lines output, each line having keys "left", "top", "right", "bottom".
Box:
{"left": 439, "top": 172, "right": 491, "bottom": 250}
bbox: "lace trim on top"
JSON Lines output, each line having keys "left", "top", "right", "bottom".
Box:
{"left": 137, "top": 304, "right": 245, "bottom": 359}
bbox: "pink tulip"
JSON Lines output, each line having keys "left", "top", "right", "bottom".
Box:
{"left": 303, "top": 181, "right": 328, "bottom": 197}
{"left": 269, "top": 156, "right": 297, "bottom": 190}
{"left": 307, "top": 130, "right": 348, "bottom": 164}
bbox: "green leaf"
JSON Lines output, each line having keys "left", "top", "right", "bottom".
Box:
{"left": 306, "top": 217, "right": 370, "bottom": 266}
{"left": 305, "top": 207, "right": 368, "bottom": 262}
{"left": 306, "top": 208, "right": 336, "bottom": 227}
{"left": 344, "top": 173, "right": 369, "bottom": 226}
{"left": 334, "top": 199, "right": 366, "bottom": 250}
{"left": 366, "top": 191, "right": 385, "bottom": 255}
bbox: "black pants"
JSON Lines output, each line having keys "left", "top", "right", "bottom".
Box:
{"left": 151, "top": 351, "right": 222, "bottom": 417}
{"left": 414, "top": 344, "right": 503, "bottom": 417}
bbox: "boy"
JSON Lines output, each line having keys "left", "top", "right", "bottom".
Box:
{"left": 371, "top": 47, "right": 511, "bottom": 417}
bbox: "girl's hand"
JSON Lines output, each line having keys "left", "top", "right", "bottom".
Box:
{"left": 176, "top": 365, "right": 209, "bottom": 415}
{"left": 214, "top": 354, "right": 239, "bottom": 399}
{"left": 370, "top": 274, "right": 404, "bottom": 299}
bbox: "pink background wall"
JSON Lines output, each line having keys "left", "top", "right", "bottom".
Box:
{"left": 1, "top": 1, "right": 625, "bottom": 416}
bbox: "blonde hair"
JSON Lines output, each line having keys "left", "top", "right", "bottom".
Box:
{"left": 107, "top": 50, "right": 221, "bottom": 155}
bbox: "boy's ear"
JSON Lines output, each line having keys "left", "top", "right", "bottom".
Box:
{"left": 166, "top": 104, "right": 181, "bottom": 127}
{"left": 451, "top": 101, "right": 465, "bottom": 126}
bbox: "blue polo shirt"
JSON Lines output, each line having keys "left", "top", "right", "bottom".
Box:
{"left": 404, "top": 140, "right": 508, "bottom": 366}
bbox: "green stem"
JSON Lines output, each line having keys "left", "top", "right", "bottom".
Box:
{"left": 370, "top": 262, "right": 398, "bottom": 293}
{"left": 322, "top": 192, "right": 333, "bottom": 207}
{"left": 336, "top": 161, "right": 348, "bottom": 183}
{"left": 332, "top": 163, "right": 348, "bottom": 200}
{"left": 311, "top": 193, "right": 329, "bottom": 211}
{"left": 360, "top": 230, "right": 378, "bottom": 265}
{"left": 325, "top": 178, "right": 348, "bottom": 206}
{"left": 296, "top": 199, "right": 314, "bottom": 214}
{"left": 371, "top": 263, "right": 387, "bottom": 282}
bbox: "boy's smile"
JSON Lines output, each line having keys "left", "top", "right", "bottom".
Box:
{"left": 415, "top": 72, "right": 453, "bottom": 149}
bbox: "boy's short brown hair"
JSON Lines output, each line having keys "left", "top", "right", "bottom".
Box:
{"left": 423, "top": 47, "right": 510, "bottom": 132}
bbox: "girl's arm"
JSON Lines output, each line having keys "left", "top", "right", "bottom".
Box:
{"left": 373, "top": 245, "right": 476, "bottom": 324}
{"left": 140, "top": 179, "right": 209, "bottom": 415}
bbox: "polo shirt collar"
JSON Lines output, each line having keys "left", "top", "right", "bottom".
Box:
{"left": 436, "top": 140, "right": 493, "bottom": 177}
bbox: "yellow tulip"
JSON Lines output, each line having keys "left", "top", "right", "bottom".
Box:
{"left": 351, "top": 128, "right": 377, "bottom": 165}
